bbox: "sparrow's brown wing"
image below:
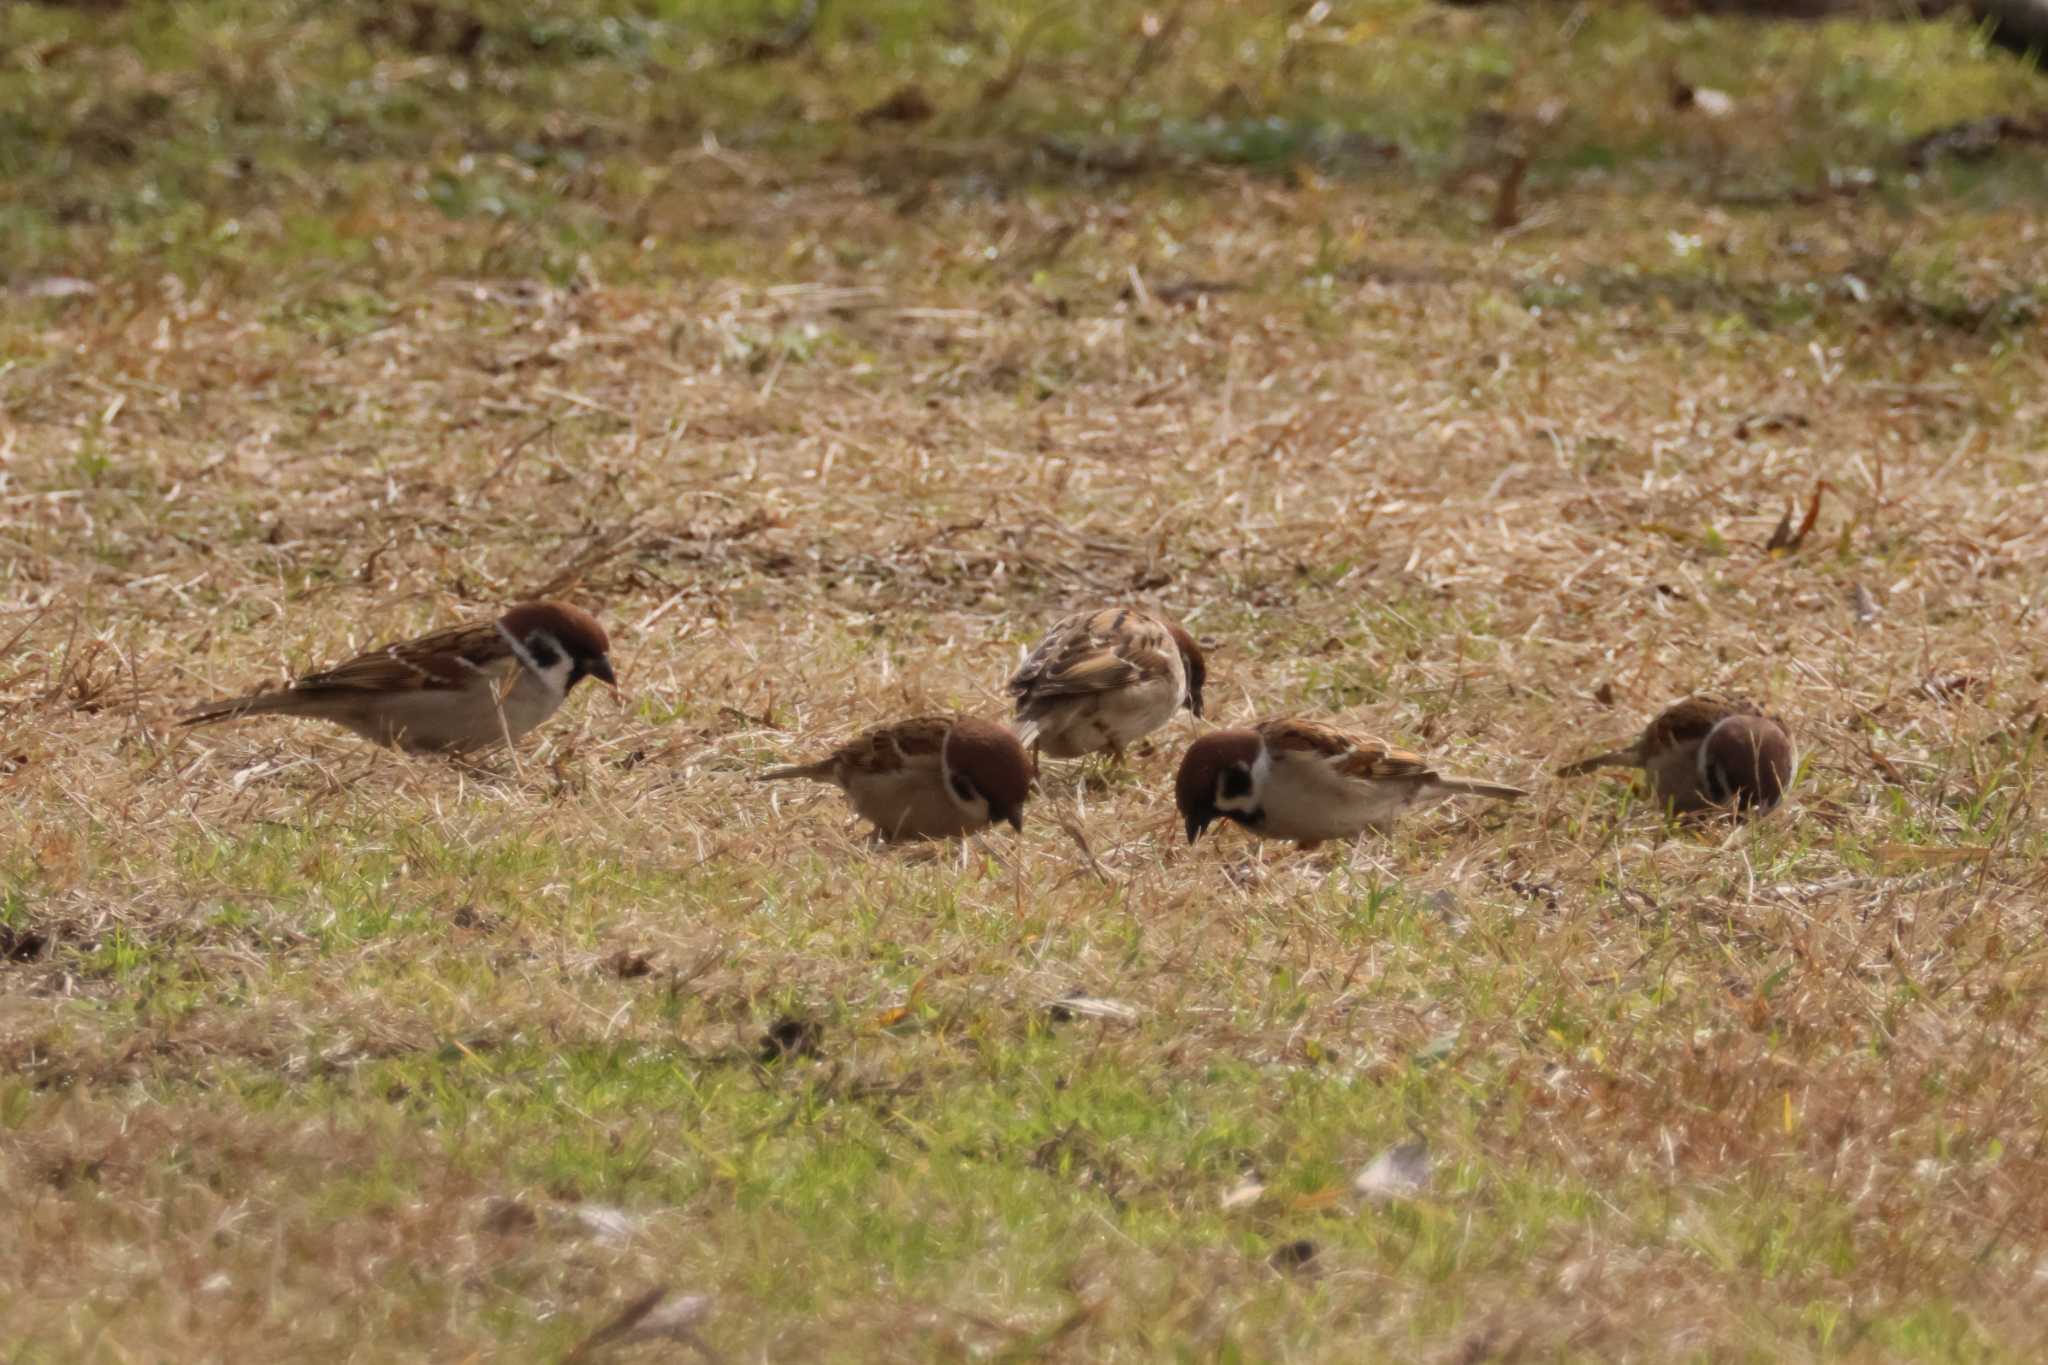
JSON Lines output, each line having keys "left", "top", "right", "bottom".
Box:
{"left": 836, "top": 716, "right": 951, "bottom": 776}
{"left": 181, "top": 618, "right": 513, "bottom": 726}
{"left": 760, "top": 716, "right": 954, "bottom": 784}
{"left": 291, "top": 620, "right": 512, "bottom": 695}
{"left": 1010, "top": 608, "right": 1168, "bottom": 703}
{"left": 1337, "top": 740, "right": 1439, "bottom": 785}
{"left": 1644, "top": 696, "right": 1758, "bottom": 754}
{"left": 1259, "top": 718, "right": 1437, "bottom": 784}
{"left": 1559, "top": 695, "right": 1762, "bottom": 775}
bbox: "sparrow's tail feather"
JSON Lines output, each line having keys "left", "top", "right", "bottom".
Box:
{"left": 1012, "top": 717, "right": 1042, "bottom": 750}
{"left": 757, "top": 759, "right": 835, "bottom": 782}
{"left": 1556, "top": 747, "right": 1636, "bottom": 777}
{"left": 178, "top": 691, "right": 297, "bottom": 727}
{"left": 1434, "top": 777, "right": 1529, "bottom": 802}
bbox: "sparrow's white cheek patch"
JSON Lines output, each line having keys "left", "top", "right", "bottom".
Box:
{"left": 523, "top": 635, "right": 563, "bottom": 672}
{"left": 497, "top": 623, "right": 542, "bottom": 675}
{"left": 1214, "top": 764, "right": 1261, "bottom": 815}
{"left": 1698, "top": 744, "right": 1731, "bottom": 804}
{"left": 1217, "top": 747, "right": 1272, "bottom": 814}
{"left": 503, "top": 627, "right": 578, "bottom": 696}
{"left": 943, "top": 766, "right": 991, "bottom": 820}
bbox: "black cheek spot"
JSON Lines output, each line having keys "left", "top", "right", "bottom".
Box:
{"left": 952, "top": 776, "right": 978, "bottom": 804}
{"left": 524, "top": 634, "right": 563, "bottom": 671}
{"left": 1220, "top": 766, "right": 1252, "bottom": 800}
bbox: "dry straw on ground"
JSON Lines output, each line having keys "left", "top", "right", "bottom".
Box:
{"left": 6, "top": 0, "right": 2048, "bottom": 1357}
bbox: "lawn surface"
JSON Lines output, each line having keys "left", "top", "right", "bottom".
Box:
{"left": 5, "top": 1, "right": 2048, "bottom": 1359}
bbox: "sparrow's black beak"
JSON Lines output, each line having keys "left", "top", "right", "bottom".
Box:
{"left": 1185, "top": 811, "right": 1213, "bottom": 844}
{"left": 587, "top": 655, "right": 617, "bottom": 687}
{"left": 1001, "top": 806, "right": 1025, "bottom": 834}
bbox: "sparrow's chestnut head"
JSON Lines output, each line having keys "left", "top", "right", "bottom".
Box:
{"left": 1165, "top": 621, "right": 1208, "bottom": 720}
{"left": 1698, "top": 714, "right": 1794, "bottom": 812}
{"left": 1175, "top": 727, "right": 1264, "bottom": 843}
{"left": 500, "top": 602, "right": 616, "bottom": 690}
{"left": 943, "top": 718, "right": 1034, "bottom": 832}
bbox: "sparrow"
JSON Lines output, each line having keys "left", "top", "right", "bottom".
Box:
{"left": 179, "top": 601, "right": 616, "bottom": 754}
{"left": 1008, "top": 606, "right": 1207, "bottom": 761}
{"left": 1177, "top": 717, "right": 1528, "bottom": 848}
{"left": 1557, "top": 696, "right": 1794, "bottom": 815}
{"left": 759, "top": 716, "right": 1034, "bottom": 841}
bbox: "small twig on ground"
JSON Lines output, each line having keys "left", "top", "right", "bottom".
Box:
{"left": 1054, "top": 811, "right": 1115, "bottom": 885}
{"left": 524, "top": 523, "right": 648, "bottom": 601}
{"left": 465, "top": 419, "right": 556, "bottom": 505}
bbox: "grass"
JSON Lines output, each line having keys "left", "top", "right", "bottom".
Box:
{"left": 6, "top": 0, "right": 2048, "bottom": 1358}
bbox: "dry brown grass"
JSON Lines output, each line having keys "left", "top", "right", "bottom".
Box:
{"left": 7, "top": 0, "right": 2048, "bottom": 1358}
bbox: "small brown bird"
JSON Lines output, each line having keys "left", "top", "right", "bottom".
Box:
{"left": 1558, "top": 696, "right": 1794, "bottom": 815}
{"left": 1176, "top": 717, "right": 1527, "bottom": 848}
{"left": 760, "top": 716, "right": 1033, "bottom": 841}
{"left": 180, "top": 602, "right": 615, "bottom": 754}
{"left": 1008, "top": 606, "right": 1207, "bottom": 761}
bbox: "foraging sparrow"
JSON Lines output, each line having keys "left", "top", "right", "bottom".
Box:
{"left": 1177, "top": 718, "right": 1527, "bottom": 848}
{"left": 180, "top": 601, "right": 615, "bottom": 754}
{"left": 759, "top": 715, "right": 1033, "bottom": 841}
{"left": 1557, "top": 696, "right": 1794, "bottom": 815}
{"left": 1008, "top": 606, "right": 1207, "bottom": 761}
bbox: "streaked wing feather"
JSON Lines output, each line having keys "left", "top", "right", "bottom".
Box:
{"left": 840, "top": 717, "right": 948, "bottom": 775}
{"left": 294, "top": 622, "right": 508, "bottom": 693}
{"left": 1037, "top": 649, "right": 1141, "bottom": 693}
{"left": 1337, "top": 743, "right": 1436, "bottom": 784}
{"left": 1261, "top": 718, "right": 1437, "bottom": 784}
{"left": 1646, "top": 696, "right": 1758, "bottom": 751}
{"left": 1011, "top": 608, "right": 1169, "bottom": 700}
